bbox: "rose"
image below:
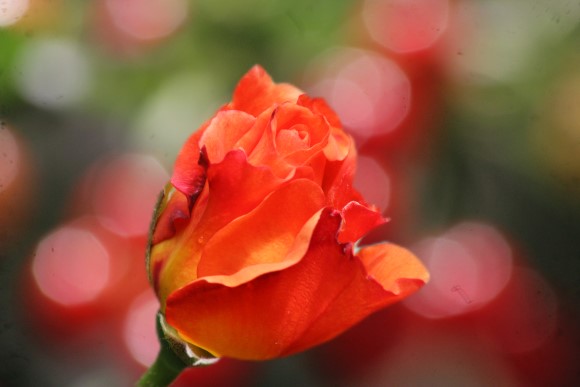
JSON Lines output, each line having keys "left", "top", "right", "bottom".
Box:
{"left": 147, "top": 65, "right": 428, "bottom": 361}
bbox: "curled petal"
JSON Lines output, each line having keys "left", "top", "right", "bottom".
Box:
{"left": 228, "top": 65, "right": 302, "bottom": 117}
{"left": 248, "top": 104, "right": 331, "bottom": 177}
{"left": 171, "top": 127, "right": 208, "bottom": 198}
{"left": 199, "top": 110, "right": 256, "bottom": 163}
{"left": 338, "top": 201, "right": 387, "bottom": 244}
{"left": 273, "top": 104, "right": 330, "bottom": 165}
{"left": 297, "top": 95, "right": 349, "bottom": 161}
{"left": 276, "top": 127, "right": 311, "bottom": 157}
{"left": 272, "top": 103, "right": 329, "bottom": 151}
{"left": 297, "top": 94, "right": 342, "bottom": 128}
{"left": 164, "top": 209, "right": 427, "bottom": 360}
{"left": 323, "top": 127, "right": 351, "bottom": 162}
{"left": 235, "top": 107, "right": 276, "bottom": 158}
{"left": 198, "top": 179, "right": 326, "bottom": 277}
{"left": 321, "top": 140, "right": 364, "bottom": 209}
{"left": 357, "top": 243, "right": 430, "bottom": 295}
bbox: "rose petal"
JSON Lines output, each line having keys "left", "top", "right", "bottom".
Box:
{"left": 323, "top": 127, "right": 351, "bottom": 161}
{"left": 228, "top": 65, "right": 302, "bottom": 117}
{"left": 171, "top": 125, "right": 208, "bottom": 197}
{"left": 322, "top": 140, "right": 364, "bottom": 209}
{"left": 272, "top": 103, "right": 329, "bottom": 150}
{"left": 148, "top": 182, "right": 205, "bottom": 293}
{"left": 235, "top": 106, "right": 276, "bottom": 158}
{"left": 301, "top": 152, "right": 327, "bottom": 187}
{"left": 357, "top": 243, "right": 430, "bottom": 293}
{"left": 247, "top": 104, "right": 330, "bottom": 177}
{"left": 285, "top": 241, "right": 429, "bottom": 356}
{"left": 198, "top": 211, "right": 322, "bottom": 289}
{"left": 276, "top": 128, "right": 311, "bottom": 156}
{"left": 297, "top": 94, "right": 342, "bottom": 128}
{"left": 165, "top": 209, "right": 427, "bottom": 360}
{"left": 246, "top": 111, "right": 278, "bottom": 171}
{"left": 297, "top": 95, "right": 350, "bottom": 161}
{"left": 199, "top": 110, "right": 256, "bottom": 163}
{"left": 154, "top": 150, "right": 286, "bottom": 303}
{"left": 338, "top": 201, "right": 386, "bottom": 244}
{"left": 151, "top": 183, "right": 191, "bottom": 245}
{"left": 198, "top": 179, "right": 326, "bottom": 277}
{"left": 202, "top": 150, "right": 284, "bottom": 228}
{"left": 149, "top": 234, "right": 180, "bottom": 294}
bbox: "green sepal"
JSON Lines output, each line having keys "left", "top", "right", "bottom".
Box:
{"left": 136, "top": 312, "right": 219, "bottom": 387}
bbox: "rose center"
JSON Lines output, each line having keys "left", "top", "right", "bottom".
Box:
{"left": 276, "top": 126, "right": 311, "bottom": 156}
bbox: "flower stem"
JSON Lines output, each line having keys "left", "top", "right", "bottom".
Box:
{"left": 136, "top": 312, "right": 188, "bottom": 387}
{"left": 136, "top": 339, "right": 187, "bottom": 387}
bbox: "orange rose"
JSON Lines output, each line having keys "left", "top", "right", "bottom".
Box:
{"left": 147, "top": 65, "right": 428, "bottom": 361}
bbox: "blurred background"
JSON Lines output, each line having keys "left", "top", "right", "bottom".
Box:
{"left": 1, "top": 0, "right": 580, "bottom": 386}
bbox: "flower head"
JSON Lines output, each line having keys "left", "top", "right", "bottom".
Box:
{"left": 147, "top": 65, "right": 428, "bottom": 361}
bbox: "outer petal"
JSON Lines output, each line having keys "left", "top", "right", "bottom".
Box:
{"left": 284, "top": 242, "right": 429, "bottom": 356}
{"left": 148, "top": 183, "right": 194, "bottom": 293}
{"left": 198, "top": 179, "right": 325, "bottom": 277}
{"left": 154, "top": 150, "right": 286, "bottom": 303}
{"left": 171, "top": 125, "right": 208, "bottom": 197}
{"left": 357, "top": 243, "right": 430, "bottom": 291}
{"left": 164, "top": 209, "right": 428, "bottom": 360}
{"left": 151, "top": 184, "right": 191, "bottom": 246}
{"left": 228, "top": 65, "right": 302, "bottom": 117}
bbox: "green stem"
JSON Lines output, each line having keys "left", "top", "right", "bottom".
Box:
{"left": 136, "top": 312, "right": 189, "bottom": 387}
{"left": 136, "top": 341, "right": 188, "bottom": 387}
{"left": 136, "top": 312, "right": 218, "bottom": 385}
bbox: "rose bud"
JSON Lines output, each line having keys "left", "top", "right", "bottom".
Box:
{"left": 147, "top": 65, "right": 428, "bottom": 361}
